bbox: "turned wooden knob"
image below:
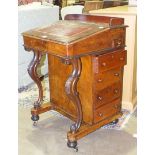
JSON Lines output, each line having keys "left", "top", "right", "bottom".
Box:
{"left": 114, "top": 73, "right": 119, "bottom": 76}
{"left": 115, "top": 40, "right": 122, "bottom": 47}
{"left": 97, "top": 79, "right": 103, "bottom": 82}
{"left": 114, "top": 104, "right": 120, "bottom": 109}
{"left": 117, "top": 40, "right": 121, "bottom": 45}
{"left": 114, "top": 89, "right": 119, "bottom": 94}
{"left": 102, "top": 62, "right": 106, "bottom": 66}
{"left": 114, "top": 104, "right": 118, "bottom": 108}
{"left": 120, "top": 57, "right": 124, "bottom": 61}
{"left": 112, "top": 39, "right": 122, "bottom": 48}
{"left": 98, "top": 113, "right": 103, "bottom": 117}
{"left": 98, "top": 96, "right": 103, "bottom": 100}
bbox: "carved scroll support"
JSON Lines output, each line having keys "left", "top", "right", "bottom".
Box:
{"left": 64, "top": 58, "right": 83, "bottom": 134}
{"left": 27, "top": 50, "right": 43, "bottom": 109}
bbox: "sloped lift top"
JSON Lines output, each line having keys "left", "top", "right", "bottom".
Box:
{"left": 22, "top": 20, "right": 109, "bottom": 44}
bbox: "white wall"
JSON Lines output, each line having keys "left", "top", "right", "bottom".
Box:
{"left": 18, "top": 4, "right": 59, "bottom": 88}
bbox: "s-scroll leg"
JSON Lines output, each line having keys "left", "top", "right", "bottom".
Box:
{"left": 64, "top": 58, "right": 82, "bottom": 151}
{"left": 27, "top": 50, "right": 43, "bottom": 124}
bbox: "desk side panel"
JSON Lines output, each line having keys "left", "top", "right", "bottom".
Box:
{"left": 48, "top": 55, "right": 93, "bottom": 124}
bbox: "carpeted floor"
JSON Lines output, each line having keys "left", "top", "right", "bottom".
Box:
{"left": 18, "top": 77, "right": 137, "bottom": 155}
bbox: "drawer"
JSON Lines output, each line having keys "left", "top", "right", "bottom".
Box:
{"left": 93, "top": 50, "right": 127, "bottom": 73}
{"left": 23, "top": 36, "right": 48, "bottom": 51}
{"left": 94, "top": 99, "right": 121, "bottom": 123}
{"left": 110, "top": 28, "right": 125, "bottom": 49}
{"left": 94, "top": 67, "right": 123, "bottom": 90}
{"left": 94, "top": 82, "right": 122, "bottom": 109}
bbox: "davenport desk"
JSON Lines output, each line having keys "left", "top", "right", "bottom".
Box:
{"left": 22, "top": 14, "right": 127, "bottom": 151}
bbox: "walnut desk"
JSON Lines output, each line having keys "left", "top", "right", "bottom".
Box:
{"left": 22, "top": 14, "right": 127, "bottom": 151}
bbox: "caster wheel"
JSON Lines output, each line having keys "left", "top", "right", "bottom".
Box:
{"left": 31, "top": 115, "right": 39, "bottom": 126}
{"left": 67, "top": 140, "right": 78, "bottom": 151}
{"left": 74, "top": 146, "right": 78, "bottom": 152}
{"left": 31, "top": 115, "right": 39, "bottom": 121}
{"left": 109, "top": 119, "right": 119, "bottom": 125}
{"left": 112, "top": 119, "right": 119, "bottom": 124}
{"left": 33, "top": 121, "right": 38, "bottom": 126}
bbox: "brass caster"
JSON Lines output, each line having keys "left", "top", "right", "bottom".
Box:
{"left": 31, "top": 115, "right": 39, "bottom": 126}
{"left": 74, "top": 146, "right": 78, "bottom": 152}
{"left": 33, "top": 121, "right": 38, "bottom": 126}
{"left": 109, "top": 118, "right": 119, "bottom": 125}
{"left": 31, "top": 114, "right": 39, "bottom": 121}
{"left": 67, "top": 140, "right": 78, "bottom": 152}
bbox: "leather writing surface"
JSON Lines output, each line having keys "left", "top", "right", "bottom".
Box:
{"left": 22, "top": 20, "right": 109, "bottom": 44}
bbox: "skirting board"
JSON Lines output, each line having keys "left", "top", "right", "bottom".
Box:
{"left": 122, "top": 96, "right": 137, "bottom": 112}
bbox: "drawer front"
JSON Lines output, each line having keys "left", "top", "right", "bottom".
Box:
{"left": 94, "top": 99, "right": 121, "bottom": 123}
{"left": 23, "top": 36, "right": 48, "bottom": 52}
{"left": 94, "top": 82, "right": 122, "bottom": 109}
{"left": 93, "top": 50, "right": 127, "bottom": 73}
{"left": 110, "top": 28, "right": 125, "bottom": 49}
{"left": 94, "top": 67, "right": 123, "bottom": 90}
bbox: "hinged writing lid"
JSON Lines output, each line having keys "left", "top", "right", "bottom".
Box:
{"left": 22, "top": 20, "right": 109, "bottom": 44}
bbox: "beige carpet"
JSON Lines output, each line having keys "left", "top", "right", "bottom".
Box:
{"left": 19, "top": 106, "right": 137, "bottom": 155}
